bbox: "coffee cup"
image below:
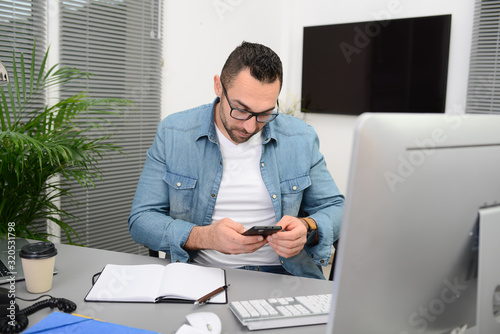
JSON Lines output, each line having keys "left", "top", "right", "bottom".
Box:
{"left": 20, "top": 242, "right": 57, "bottom": 293}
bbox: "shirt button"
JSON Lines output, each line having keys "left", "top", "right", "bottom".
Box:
{"left": 320, "top": 259, "right": 325, "bottom": 264}
{"left": 261, "top": 162, "right": 265, "bottom": 167}
{"left": 292, "top": 186, "right": 297, "bottom": 191}
{"left": 272, "top": 194, "right": 277, "bottom": 199}
{"left": 211, "top": 193, "right": 216, "bottom": 198}
{"left": 176, "top": 182, "right": 181, "bottom": 187}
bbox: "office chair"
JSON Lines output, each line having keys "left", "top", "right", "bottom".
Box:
{"left": 147, "top": 247, "right": 159, "bottom": 258}
{"left": 328, "top": 240, "right": 339, "bottom": 281}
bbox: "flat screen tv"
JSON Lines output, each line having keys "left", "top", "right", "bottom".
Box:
{"left": 301, "top": 14, "right": 452, "bottom": 115}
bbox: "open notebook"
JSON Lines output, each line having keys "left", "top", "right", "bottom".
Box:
{"left": 85, "top": 263, "right": 227, "bottom": 304}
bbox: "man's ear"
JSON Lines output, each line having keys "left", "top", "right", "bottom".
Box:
{"left": 214, "top": 75, "right": 222, "bottom": 98}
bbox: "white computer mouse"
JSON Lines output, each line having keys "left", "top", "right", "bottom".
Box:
{"left": 185, "top": 312, "right": 222, "bottom": 334}
{"left": 175, "top": 324, "right": 208, "bottom": 334}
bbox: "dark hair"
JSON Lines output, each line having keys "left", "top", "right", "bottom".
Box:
{"left": 220, "top": 41, "right": 283, "bottom": 90}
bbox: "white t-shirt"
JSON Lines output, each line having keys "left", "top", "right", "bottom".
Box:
{"left": 193, "top": 126, "right": 280, "bottom": 267}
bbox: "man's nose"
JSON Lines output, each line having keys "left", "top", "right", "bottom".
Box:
{"left": 242, "top": 116, "right": 258, "bottom": 133}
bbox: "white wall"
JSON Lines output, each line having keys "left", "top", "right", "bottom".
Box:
{"left": 161, "top": 0, "right": 475, "bottom": 194}
{"left": 162, "top": 0, "right": 290, "bottom": 114}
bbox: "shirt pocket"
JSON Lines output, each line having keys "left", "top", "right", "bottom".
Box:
{"left": 163, "top": 171, "right": 197, "bottom": 215}
{"left": 280, "top": 174, "right": 311, "bottom": 216}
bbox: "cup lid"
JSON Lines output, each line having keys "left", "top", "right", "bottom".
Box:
{"left": 20, "top": 242, "right": 57, "bottom": 259}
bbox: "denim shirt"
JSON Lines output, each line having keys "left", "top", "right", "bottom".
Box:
{"left": 128, "top": 99, "right": 344, "bottom": 279}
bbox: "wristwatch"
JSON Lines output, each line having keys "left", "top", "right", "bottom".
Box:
{"left": 301, "top": 217, "right": 319, "bottom": 245}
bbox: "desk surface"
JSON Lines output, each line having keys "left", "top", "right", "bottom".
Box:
{"left": 14, "top": 243, "right": 333, "bottom": 334}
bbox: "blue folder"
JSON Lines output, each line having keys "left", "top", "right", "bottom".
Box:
{"left": 24, "top": 312, "right": 161, "bottom": 333}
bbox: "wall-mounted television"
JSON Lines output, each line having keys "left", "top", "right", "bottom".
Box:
{"left": 301, "top": 14, "right": 452, "bottom": 115}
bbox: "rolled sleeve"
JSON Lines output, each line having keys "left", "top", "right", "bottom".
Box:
{"left": 301, "top": 131, "right": 344, "bottom": 266}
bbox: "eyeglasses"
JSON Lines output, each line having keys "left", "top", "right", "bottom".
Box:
{"left": 221, "top": 82, "right": 279, "bottom": 123}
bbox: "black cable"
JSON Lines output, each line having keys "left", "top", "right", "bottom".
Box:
{"left": 0, "top": 295, "right": 76, "bottom": 334}
{"left": 21, "top": 297, "right": 76, "bottom": 316}
{"left": 14, "top": 295, "right": 53, "bottom": 302}
{"left": 0, "top": 303, "right": 25, "bottom": 334}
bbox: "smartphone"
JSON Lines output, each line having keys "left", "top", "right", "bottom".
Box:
{"left": 242, "top": 226, "right": 282, "bottom": 236}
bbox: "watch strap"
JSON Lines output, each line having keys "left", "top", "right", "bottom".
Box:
{"left": 302, "top": 217, "right": 317, "bottom": 231}
{"left": 301, "top": 217, "right": 319, "bottom": 245}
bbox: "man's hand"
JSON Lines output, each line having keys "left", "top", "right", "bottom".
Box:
{"left": 266, "top": 215, "right": 308, "bottom": 258}
{"left": 184, "top": 218, "right": 268, "bottom": 254}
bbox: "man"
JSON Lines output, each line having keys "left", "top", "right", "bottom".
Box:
{"left": 128, "top": 42, "right": 344, "bottom": 279}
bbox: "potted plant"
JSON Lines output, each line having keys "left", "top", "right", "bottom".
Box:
{"left": 279, "top": 92, "right": 309, "bottom": 117}
{"left": 0, "top": 42, "right": 131, "bottom": 242}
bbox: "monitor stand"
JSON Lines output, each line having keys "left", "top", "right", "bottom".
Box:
{"left": 476, "top": 206, "right": 500, "bottom": 333}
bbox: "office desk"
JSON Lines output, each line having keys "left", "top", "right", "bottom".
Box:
{"left": 15, "top": 243, "right": 333, "bottom": 334}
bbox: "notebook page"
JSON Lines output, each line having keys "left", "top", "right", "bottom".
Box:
{"left": 86, "top": 264, "right": 165, "bottom": 302}
{"left": 157, "top": 263, "right": 226, "bottom": 303}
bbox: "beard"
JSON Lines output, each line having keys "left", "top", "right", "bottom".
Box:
{"left": 218, "top": 103, "right": 260, "bottom": 144}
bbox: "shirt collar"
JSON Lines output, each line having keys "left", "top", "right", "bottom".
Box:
{"left": 197, "top": 97, "right": 219, "bottom": 144}
{"left": 197, "top": 97, "right": 277, "bottom": 145}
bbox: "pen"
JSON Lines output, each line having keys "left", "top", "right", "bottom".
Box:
{"left": 194, "top": 284, "right": 230, "bottom": 305}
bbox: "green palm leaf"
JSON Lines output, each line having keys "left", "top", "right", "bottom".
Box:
{"left": 0, "top": 41, "right": 133, "bottom": 242}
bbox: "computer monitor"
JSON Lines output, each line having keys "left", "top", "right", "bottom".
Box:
{"left": 327, "top": 113, "right": 500, "bottom": 334}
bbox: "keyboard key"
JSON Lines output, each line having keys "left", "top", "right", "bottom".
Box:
{"left": 240, "top": 301, "right": 259, "bottom": 317}
{"left": 295, "top": 304, "right": 310, "bottom": 315}
{"left": 259, "top": 300, "right": 279, "bottom": 316}
{"left": 250, "top": 300, "right": 269, "bottom": 316}
{"left": 276, "top": 297, "right": 289, "bottom": 305}
{"left": 231, "top": 301, "right": 251, "bottom": 318}
{"left": 276, "top": 305, "right": 292, "bottom": 316}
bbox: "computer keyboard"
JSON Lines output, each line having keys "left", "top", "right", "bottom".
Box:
{"left": 229, "top": 294, "right": 332, "bottom": 330}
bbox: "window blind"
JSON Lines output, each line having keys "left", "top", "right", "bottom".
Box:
{"left": 0, "top": 1, "right": 46, "bottom": 115}
{"left": 0, "top": 1, "right": 47, "bottom": 235}
{"left": 466, "top": 0, "right": 500, "bottom": 114}
{"left": 0, "top": 1, "right": 46, "bottom": 68}
{"left": 59, "top": 0, "right": 162, "bottom": 254}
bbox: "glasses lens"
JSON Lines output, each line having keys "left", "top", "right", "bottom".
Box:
{"left": 231, "top": 109, "right": 252, "bottom": 121}
{"left": 256, "top": 113, "right": 277, "bottom": 123}
{"left": 230, "top": 109, "right": 278, "bottom": 123}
